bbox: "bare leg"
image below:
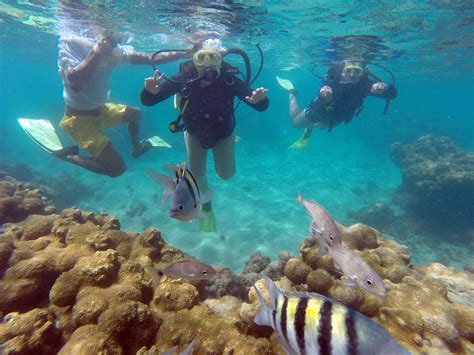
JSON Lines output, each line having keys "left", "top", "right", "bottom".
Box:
{"left": 184, "top": 131, "right": 209, "bottom": 194}
{"left": 185, "top": 131, "right": 217, "bottom": 232}
{"left": 289, "top": 92, "right": 301, "bottom": 120}
{"left": 212, "top": 134, "right": 235, "bottom": 180}
{"left": 289, "top": 92, "right": 313, "bottom": 129}
{"left": 122, "top": 106, "right": 151, "bottom": 158}
{"left": 64, "top": 142, "right": 126, "bottom": 177}
{"left": 123, "top": 106, "right": 141, "bottom": 147}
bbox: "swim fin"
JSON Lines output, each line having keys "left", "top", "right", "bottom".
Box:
{"left": 145, "top": 135, "right": 171, "bottom": 148}
{"left": 276, "top": 76, "right": 295, "bottom": 93}
{"left": 199, "top": 202, "right": 217, "bottom": 233}
{"left": 18, "top": 118, "right": 64, "bottom": 153}
{"left": 289, "top": 127, "right": 313, "bottom": 149}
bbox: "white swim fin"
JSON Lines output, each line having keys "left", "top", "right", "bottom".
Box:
{"left": 17, "top": 118, "right": 64, "bottom": 153}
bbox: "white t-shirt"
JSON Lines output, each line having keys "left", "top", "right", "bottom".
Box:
{"left": 58, "top": 35, "right": 134, "bottom": 110}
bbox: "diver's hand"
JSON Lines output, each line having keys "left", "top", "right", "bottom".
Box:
{"left": 144, "top": 70, "right": 164, "bottom": 94}
{"left": 371, "top": 82, "right": 389, "bottom": 94}
{"left": 245, "top": 87, "right": 268, "bottom": 104}
{"left": 319, "top": 86, "right": 333, "bottom": 102}
{"left": 94, "top": 37, "right": 114, "bottom": 57}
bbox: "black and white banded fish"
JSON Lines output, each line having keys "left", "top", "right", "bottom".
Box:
{"left": 254, "top": 277, "right": 410, "bottom": 355}
{"left": 147, "top": 162, "right": 210, "bottom": 222}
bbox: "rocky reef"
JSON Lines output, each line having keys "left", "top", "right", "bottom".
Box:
{"left": 390, "top": 135, "right": 474, "bottom": 240}
{"left": 1, "top": 174, "right": 473, "bottom": 354}
{"left": 0, "top": 171, "right": 55, "bottom": 224}
{"left": 0, "top": 162, "right": 96, "bottom": 210}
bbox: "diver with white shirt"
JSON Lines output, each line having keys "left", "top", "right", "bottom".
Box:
{"left": 55, "top": 31, "right": 188, "bottom": 177}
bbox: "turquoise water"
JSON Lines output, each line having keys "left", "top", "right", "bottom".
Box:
{"left": 1, "top": 1, "right": 473, "bottom": 271}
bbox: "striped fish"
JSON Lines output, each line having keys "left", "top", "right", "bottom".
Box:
{"left": 254, "top": 277, "right": 410, "bottom": 355}
{"left": 147, "top": 162, "right": 210, "bottom": 222}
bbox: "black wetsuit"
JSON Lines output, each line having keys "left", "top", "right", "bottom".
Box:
{"left": 141, "top": 61, "right": 269, "bottom": 148}
{"left": 306, "top": 67, "right": 398, "bottom": 130}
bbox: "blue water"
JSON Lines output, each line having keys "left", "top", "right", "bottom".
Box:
{"left": 1, "top": 1, "right": 473, "bottom": 271}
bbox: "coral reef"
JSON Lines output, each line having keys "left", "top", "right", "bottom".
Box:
{"left": 0, "top": 172, "right": 55, "bottom": 224}
{"left": 347, "top": 202, "right": 409, "bottom": 238}
{"left": 205, "top": 251, "right": 289, "bottom": 301}
{"left": 274, "top": 223, "right": 474, "bottom": 354}
{"left": 0, "top": 162, "right": 35, "bottom": 182}
{"left": 390, "top": 135, "right": 474, "bottom": 238}
{"left": 1, "top": 174, "right": 473, "bottom": 354}
{"left": 0, "top": 162, "right": 96, "bottom": 211}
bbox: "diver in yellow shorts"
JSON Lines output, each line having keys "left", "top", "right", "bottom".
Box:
{"left": 56, "top": 32, "right": 188, "bottom": 177}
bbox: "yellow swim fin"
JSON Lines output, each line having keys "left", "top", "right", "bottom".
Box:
{"left": 289, "top": 127, "right": 313, "bottom": 149}
{"left": 199, "top": 202, "right": 217, "bottom": 233}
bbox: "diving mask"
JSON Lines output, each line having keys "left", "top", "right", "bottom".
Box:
{"left": 193, "top": 49, "right": 223, "bottom": 67}
{"left": 342, "top": 64, "right": 364, "bottom": 78}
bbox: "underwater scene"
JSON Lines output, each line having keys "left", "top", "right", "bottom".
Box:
{"left": 0, "top": 1, "right": 473, "bottom": 354}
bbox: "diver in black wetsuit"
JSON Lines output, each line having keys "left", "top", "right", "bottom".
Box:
{"left": 278, "top": 60, "right": 398, "bottom": 148}
{"left": 140, "top": 39, "right": 269, "bottom": 232}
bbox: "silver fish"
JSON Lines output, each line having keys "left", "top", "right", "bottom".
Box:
{"left": 254, "top": 277, "right": 409, "bottom": 355}
{"left": 297, "top": 193, "right": 342, "bottom": 247}
{"left": 328, "top": 244, "right": 387, "bottom": 297}
{"left": 148, "top": 162, "right": 209, "bottom": 222}
{"left": 159, "top": 259, "right": 216, "bottom": 281}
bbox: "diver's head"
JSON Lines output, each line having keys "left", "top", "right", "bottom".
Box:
{"left": 340, "top": 60, "right": 365, "bottom": 84}
{"left": 100, "top": 30, "right": 122, "bottom": 48}
{"left": 192, "top": 38, "right": 224, "bottom": 81}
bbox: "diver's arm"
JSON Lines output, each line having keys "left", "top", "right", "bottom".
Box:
{"left": 130, "top": 50, "right": 189, "bottom": 65}
{"left": 234, "top": 78, "right": 269, "bottom": 111}
{"left": 140, "top": 73, "right": 182, "bottom": 106}
{"left": 65, "top": 47, "right": 102, "bottom": 91}
{"left": 65, "top": 38, "right": 112, "bottom": 91}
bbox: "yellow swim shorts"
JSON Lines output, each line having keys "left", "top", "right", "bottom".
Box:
{"left": 59, "top": 103, "right": 127, "bottom": 158}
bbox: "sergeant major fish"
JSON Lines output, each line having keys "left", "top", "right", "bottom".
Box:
{"left": 254, "top": 277, "right": 409, "bottom": 355}
{"left": 147, "top": 162, "right": 210, "bottom": 222}
{"left": 297, "top": 193, "right": 342, "bottom": 247}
